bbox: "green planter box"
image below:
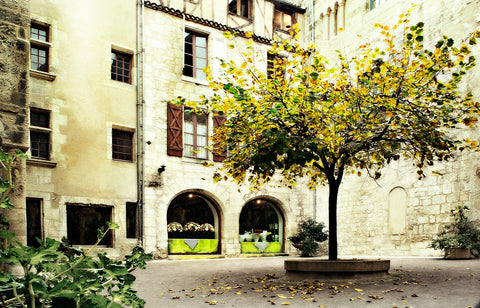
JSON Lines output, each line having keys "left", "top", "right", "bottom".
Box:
{"left": 168, "top": 239, "right": 218, "bottom": 253}
{"left": 240, "top": 242, "right": 282, "bottom": 253}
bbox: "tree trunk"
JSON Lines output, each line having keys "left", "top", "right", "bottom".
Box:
{"left": 326, "top": 166, "right": 344, "bottom": 261}
{"left": 328, "top": 179, "right": 340, "bottom": 260}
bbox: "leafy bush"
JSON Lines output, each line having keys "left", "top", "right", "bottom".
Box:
{"left": 430, "top": 205, "right": 480, "bottom": 257}
{"left": 288, "top": 218, "right": 328, "bottom": 257}
{"left": 0, "top": 147, "right": 152, "bottom": 307}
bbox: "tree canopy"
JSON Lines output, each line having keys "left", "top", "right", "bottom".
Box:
{"left": 174, "top": 9, "right": 480, "bottom": 260}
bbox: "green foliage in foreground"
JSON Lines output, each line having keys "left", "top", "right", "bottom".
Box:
{"left": 0, "top": 147, "right": 152, "bottom": 307}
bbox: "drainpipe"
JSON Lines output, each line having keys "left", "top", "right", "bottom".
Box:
{"left": 311, "top": 0, "right": 315, "bottom": 42}
{"left": 136, "top": 0, "right": 145, "bottom": 247}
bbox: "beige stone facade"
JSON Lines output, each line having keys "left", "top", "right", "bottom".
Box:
{"left": 1, "top": 0, "right": 479, "bottom": 259}
{"left": 302, "top": 0, "right": 480, "bottom": 256}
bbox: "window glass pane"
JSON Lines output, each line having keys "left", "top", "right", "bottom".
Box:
{"left": 196, "top": 46, "right": 206, "bottom": 58}
{"left": 196, "top": 69, "right": 207, "bottom": 80}
{"left": 67, "top": 205, "right": 112, "bottom": 246}
{"left": 198, "top": 147, "right": 207, "bottom": 159}
{"left": 196, "top": 36, "right": 207, "bottom": 47}
{"left": 184, "top": 122, "right": 193, "bottom": 134}
{"left": 183, "top": 66, "right": 193, "bottom": 77}
{"left": 240, "top": 0, "right": 249, "bottom": 17}
{"left": 184, "top": 144, "right": 193, "bottom": 155}
{"left": 184, "top": 32, "right": 193, "bottom": 43}
{"left": 184, "top": 54, "right": 193, "bottom": 66}
{"left": 228, "top": 0, "right": 237, "bottom": 14}
{"left": 185, "top": 42, "right": 193, "bottom": 54}
{"left": 197, "top": 59, "right": 207, "bottom": 70}
{"left": 197, "top": 135, "right": 207, "bottom": 146}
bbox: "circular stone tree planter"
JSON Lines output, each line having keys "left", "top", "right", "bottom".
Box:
{"left": 285, "top": 259, "right": 390, "bottom": 279}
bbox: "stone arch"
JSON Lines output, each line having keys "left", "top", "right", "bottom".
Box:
{"left": 238, "top": 196, "right": 286, "bottom": 253}
{"left": 388, "top": 186, "right": 407, "bottom": 235}
{"left": 166, "top": 189, "right": 223, "bottom": 254}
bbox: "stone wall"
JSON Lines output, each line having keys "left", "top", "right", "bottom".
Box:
{"left": 303, "top": 0, "right": 480, "bottom": 257}
{"left": 0, "top": 0, "right": 30, "bottom": 240}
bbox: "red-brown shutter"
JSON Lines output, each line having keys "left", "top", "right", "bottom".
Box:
{"left": 167, "top": 103, "right": 183, "bottom": 157}
{"left": 212, "top": 113, "right": 227, "bottom": 162}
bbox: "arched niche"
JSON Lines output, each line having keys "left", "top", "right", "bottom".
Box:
{"left": 389, "top": 187, "right": 407, "bottom": 235}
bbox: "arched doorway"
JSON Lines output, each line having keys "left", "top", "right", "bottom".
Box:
{"left": 167, "top": 192, "right": 221, "bottom": 254}
{"left": 239, "top": 198, "right": 284, "bottom": 253}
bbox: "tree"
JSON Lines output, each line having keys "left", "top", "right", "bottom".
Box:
{"left": 174, "top": 9, "right": 480, "bottom": 260}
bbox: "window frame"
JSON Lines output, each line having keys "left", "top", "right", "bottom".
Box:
{"left": 111, "top": 50, "right": 133, "bottom": 84}
{"left": 370, "top": 0, "right": 387, "bottom": 10}
{"left": 112, "top": 129, "right": 134, "bottom": 162}
{"left": 273, "top": 7, "right": 295, "bottom": 31}
{"left": 30, "top": 22, "right": 51, "bottom": 72}
{"left": 228, "top": 0, "right": 253, "bottom": 19}
{"left": 183, "top": 30, "right": 208, "bottom": 80}
{"left": 183, "top": 109, "right": 209, "bottom": 159}
{"left": 30, "top": 108, "right": 51, "bottom": 160}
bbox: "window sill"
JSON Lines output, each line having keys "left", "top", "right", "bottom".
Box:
{"left": 181, "top": 75, "right": 209, "bottom": 86}
{"left": 27, "top": 158, "right": 57, "bottom": 168}
{"left": 30, "top": 69, "right": 56, "bottom": 81}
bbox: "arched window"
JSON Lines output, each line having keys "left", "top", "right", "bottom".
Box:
{"left": 167, "top": 192, "right": 219, "bottom": 239}
{"left": 239, "top": 198, "right": 284, "bottom": 253}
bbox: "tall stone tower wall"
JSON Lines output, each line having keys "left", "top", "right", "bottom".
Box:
{"left": 0, "top": 0, "right": 30, "bottom": 239}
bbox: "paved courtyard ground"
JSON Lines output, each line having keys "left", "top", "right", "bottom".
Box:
{"left": 133, "top": 256, "right": 480, "bottom": 308}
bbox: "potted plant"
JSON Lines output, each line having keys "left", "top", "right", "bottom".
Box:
{"left": 430, "top": 205, "right": 480, "bottom": 259}
{"left": 288, "top": 218, "right": 328, "bottom": 257}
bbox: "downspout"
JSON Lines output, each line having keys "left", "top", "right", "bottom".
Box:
{"left": 311, "top": 0, "right": 315, "bottom": 42}
{"left": 136, "top": 0, "right": 145, "bottom": 246}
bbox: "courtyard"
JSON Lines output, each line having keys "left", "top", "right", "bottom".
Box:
{"left": 134, "top": 256, "right": 480, "bottom": 307}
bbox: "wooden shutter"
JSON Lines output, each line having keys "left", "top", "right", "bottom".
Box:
{"left": 212, "top": 113, "right": 227, "bottom": 162}
{"left": 167, "top": 103, "right": 183, "bottom": 157}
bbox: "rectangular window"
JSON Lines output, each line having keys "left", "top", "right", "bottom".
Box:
{"left": 26, "top": 198, "right": 43, "bottom": 247}
{"left": 111, "top": 51, "right": 132, "bottom": 83}
{"left": 273, "top": 8, "right": 294, "bottom": 31}
{"left": 30, "top": 109, "right": 50, "bottom": 160}
{"left": 30, "top": 23, "right": 50, "bottom": 72}
{"left": 184, "top": 30, "right": 208, "bottom": 79}
{"left": 228, "top": 0, "right": 252, "bottom": 19}
{"left": 67, "top": 204, "right": 113, "bottom": 246}
{"left": 112, "top": 129, "right": 133, "bottom": 162}
{"left": 184, "top": 109, "right": 208, "bottom": 159}
{"left": 126, "top": 202, "right": 138, "bottom": 239}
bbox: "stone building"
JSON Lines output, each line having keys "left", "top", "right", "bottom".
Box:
{"left": 302, "top": 0, "right": 480, "bottom": 256}
{"left": 1, "top": 0, "right": 479, "bottom": 259}
{"left": 0, "top": 0, "right": 29, "bottom": 240}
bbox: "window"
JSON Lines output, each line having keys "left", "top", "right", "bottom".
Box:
{"left": 126, "top": 202, "right": 138, "bottom": 239}
{"left": 30, "top": 22, "right": 50, "bottom": 72}
{"left": 30, "top": 109, "right": 50, "bottom": 160}
{"left": 273, "top": 7, "right": 294, "bottom": 31}
{"left": 111, "top": 51, "right": 132, "bottom": 83}
{"left": 228, "top": 0, "right": 252, "bottom": 19}
{"left": 112, "top": 129, "right": 133, "bottom": 162}
{"left": 26, "top": 198, "right": 43, "bottom": 247}
{"left": 67, "top": 204, "right": 113, "bottom": 246}
{"left": 267, "top": 53, "right": 286, "bottom": 80}
{"left": 167, "top": 104, "right": 225, "bottom": 161}
{"left": 370, "top": 0, "right": 387, "bottom": 10}
{"left": 184, "top": 30, "right": 208, "bottom": 79}
{"left": 184, "top": 109, "right": 208, "bottom": 159}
